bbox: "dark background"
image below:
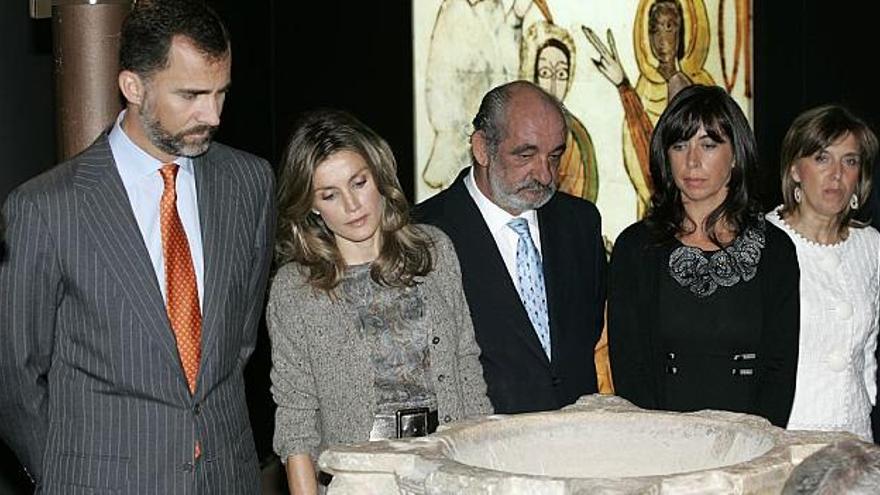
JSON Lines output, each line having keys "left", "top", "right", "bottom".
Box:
{"left": 1, "top": 1, "right": 878, "bottom": 492}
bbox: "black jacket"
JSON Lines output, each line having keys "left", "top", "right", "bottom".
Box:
{"left": 416, "top": 169, "right": 606, "bottom": 414}
{"left": 607, "top": 220, "right": 799, "bottom": 427}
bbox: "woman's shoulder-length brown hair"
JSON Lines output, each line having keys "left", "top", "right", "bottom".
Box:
{"left": 275, "top": 109, "right": 433, "bottom": 292}
{"left": 779, "top": 104, "right": 879, "bottom": 232}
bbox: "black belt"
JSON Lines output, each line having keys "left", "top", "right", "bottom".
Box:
{"left": 396, "top": 407, "right": 439, "bottom": 438}
{"left": 370, "top": 407, "right": 439, "bottom": 440}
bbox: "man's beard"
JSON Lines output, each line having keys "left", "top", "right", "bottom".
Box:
{"left": 139, "top": 101, "right": 217, "bottom": 158}
{"left": 488, "top": 160, "right": 556, "bottom": 214}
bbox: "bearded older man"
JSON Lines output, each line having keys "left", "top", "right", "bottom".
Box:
{"left": 417, "top": 81, "right": 606, "bottom": 414}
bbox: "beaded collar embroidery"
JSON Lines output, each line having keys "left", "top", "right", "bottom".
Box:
{"left": 668, "top": 220, "right": 766, "bottom": 298}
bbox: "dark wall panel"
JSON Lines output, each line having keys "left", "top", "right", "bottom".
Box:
{"left": 270, "top": 0, "right": 414, "bottom": 198}
{"left": 0, "top": 7, "right": 55, "bottom": 203}
{"left": 209, "top": 1, "right": 276, "bottom": 165}
{"left": 754, "top": 0, "right": 879, "bottom": 210}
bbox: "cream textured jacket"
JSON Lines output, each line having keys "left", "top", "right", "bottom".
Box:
{"left": 768, "top": 207, "right": 880, "bottom": 440}
{"left": 268, "top": 225, "right": 492, "bottom": 460}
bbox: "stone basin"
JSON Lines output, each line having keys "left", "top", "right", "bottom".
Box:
{"left": 318, "top": 395, "right": 854, "bottom": 494}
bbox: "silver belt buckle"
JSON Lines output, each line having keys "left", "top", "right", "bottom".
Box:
{"left": 396, "top": 407, "right": 430, "bottom": 438}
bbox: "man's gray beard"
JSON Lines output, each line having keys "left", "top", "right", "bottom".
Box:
{"left": 139, "top": 104, "right": 217, "bottom": 158}
{"left": 487, "top": 161, "right": 556, "bottom": 213}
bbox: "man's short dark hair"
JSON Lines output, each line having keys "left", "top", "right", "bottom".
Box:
{"left": 471, "top": 80, "right": 567, "bottom": 159}
{"left": 120, "top": 0, "right": 230, "bottom": 78}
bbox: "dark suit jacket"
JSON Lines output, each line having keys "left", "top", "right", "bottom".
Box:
{"left": 0, "top": 135, "right": 275, "bottom": 494}
{"left": 416, "top": 169, "right": 606, "bottom": 413}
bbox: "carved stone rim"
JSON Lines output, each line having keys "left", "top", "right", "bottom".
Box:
{"left": 319, "top": 394, "right": 856, "bottom": 493}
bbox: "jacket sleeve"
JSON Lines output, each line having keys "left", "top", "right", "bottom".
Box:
{"left": 873, "top": 311, "right": 880, "bottom": 442}
{"left": 864, "top": 306, "right": 878, "bottom": 408}
{"left": 267, "top": 267, "right": 322, "bottom": 461}
{"left": 607, "top": 227, "right": 657, "bottom": 409}
{"left": 239, "top": 160, "right": 276, "bottom": 361}
{"left": 433, "top": 229, "right": 492, "bottom": 417}
{"left": 864, "top": 233, "right": 880, "bottom": 408}
{"left": 756, "top": 231, "right": 800, "bottom": 427}
{"left": 0, "top": 189, "right": 61, "bottom": 484}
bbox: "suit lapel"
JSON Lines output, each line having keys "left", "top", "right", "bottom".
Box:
{"left": 537, "top": 199, "right": 564, "bottom": 364}
{"left": 194, "top": 150, "right": 236, "bottom": 383}
{"left": 445, "top": 173, "right": 550, "bottom": 365}
{"left": 73, "top": 136, "right": 182, "bottom": 371}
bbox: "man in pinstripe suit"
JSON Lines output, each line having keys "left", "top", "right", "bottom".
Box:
{"left": 0, "top": 1, "right": 275, "bottom": 493}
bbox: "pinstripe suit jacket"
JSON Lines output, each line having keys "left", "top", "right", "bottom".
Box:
{"left": 0, "top": 134, "right": 275, "bottom": 494}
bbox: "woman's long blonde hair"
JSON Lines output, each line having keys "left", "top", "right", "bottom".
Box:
{"left": 276, "top": 109, "right": 433, "bottom": 291}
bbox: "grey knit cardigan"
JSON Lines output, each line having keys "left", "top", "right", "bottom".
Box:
{"left": 268, "top": 225, "right": 493, "bottom": 460}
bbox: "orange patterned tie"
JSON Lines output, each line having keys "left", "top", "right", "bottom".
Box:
{"left": 159, "top": 164, "right": 202, "bottom": 395}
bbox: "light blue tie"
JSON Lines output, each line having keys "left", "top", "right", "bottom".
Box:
{"left": 508, "top": 218, "right": 551, "bottom": 360}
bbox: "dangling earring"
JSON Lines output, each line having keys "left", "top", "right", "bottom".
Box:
{"left": 850, "top": 193, "right": 859, "bottom": 210}
{"left": 311, "top": 209, "right": 321, "bottom": 217}
{"left": 793, "top": 185, "right": 802, "bottom": 203}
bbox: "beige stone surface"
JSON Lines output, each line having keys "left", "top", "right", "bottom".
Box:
{"left": 319, "top": 395, "right": 854, "bottom": 494}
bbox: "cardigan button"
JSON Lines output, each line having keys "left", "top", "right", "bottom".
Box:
{"left": 837, "top": 302, "right": 853, "bottom": 319}
{"left": 432, "top": 337, "right": 440, "bottom": 345}
{"left": 827, "top": 352, "right": 847, "bottom": 372}
{"left": 438, "top": 374, "right": 446, "bottom": 382}
{"left": 443, "top": 415, "right": 452, "bottom": 423}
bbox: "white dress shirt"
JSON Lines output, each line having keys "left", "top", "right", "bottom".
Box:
{"left": 464, "top": 168, "right": 542, "bottom": 293}
{"left": 108, "top": 111, "right": 205, "bottom": 309}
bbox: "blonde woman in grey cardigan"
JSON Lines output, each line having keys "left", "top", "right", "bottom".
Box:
{"left": 269, "top": 110, "right": 492, "bottom": 495}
